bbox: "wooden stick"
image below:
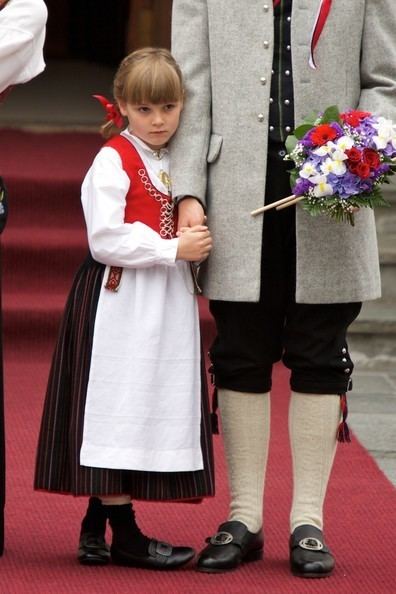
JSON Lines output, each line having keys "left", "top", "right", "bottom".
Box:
{"left": 251, "top": 194, "right": 296, "bottom": 216}
{"left": 276, "top": 195, "right": 306, "bottom": 210}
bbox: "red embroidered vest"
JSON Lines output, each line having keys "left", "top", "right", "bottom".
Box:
{"left": 103, "top": 135, "right": 176, "bottom": 291}
{"left": 105, "top": 135, "right": 176, "bottom": 237}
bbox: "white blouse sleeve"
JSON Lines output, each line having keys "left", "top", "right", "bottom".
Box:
{"left": 0, "top": 0, "right": 47, "bottom": 93}
{"left": 81, "top": 147, "right": 179, "bottom": 269}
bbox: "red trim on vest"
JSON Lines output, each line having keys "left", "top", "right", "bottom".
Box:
{"left": 105, "top": 135, "right": 176, "bottom": 236}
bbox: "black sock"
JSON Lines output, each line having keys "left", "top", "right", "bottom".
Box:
{"left": 106, "top": 503, "right": 151, "bottom": 556}
{"left": 80, "top": 496, "right": 107, "bottom": 537}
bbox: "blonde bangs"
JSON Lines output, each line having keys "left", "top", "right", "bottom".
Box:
{"left": 114, "top": 48, "right": 184, "bottom": 105}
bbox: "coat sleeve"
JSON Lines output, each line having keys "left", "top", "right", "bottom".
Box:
{"left": 170, "top": 0, "right": 211, "bottom": 206}
{"left": 81, "top": 148, "right": 178, "bottom": 269}
{"left": 0, "top": 0, "right": 47, "bottom": 93}
{"left": 358, "top": 0, "right": 396, "bottom": 119}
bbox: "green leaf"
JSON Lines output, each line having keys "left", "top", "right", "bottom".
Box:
{"left": 289, "top": 170, "right": 299, "bottom": 188}
{"left": 285, "top": 134, "right": 298, "bottom": 154}
{"left": 320, "top": 105, "right": 341, "bottom": 124}
{"left": 294, "top": 124, "right": 314, "bottom": 140}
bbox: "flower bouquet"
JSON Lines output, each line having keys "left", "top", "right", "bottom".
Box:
{"left": 251, "top": 105, "right": 396, "bottom": 225}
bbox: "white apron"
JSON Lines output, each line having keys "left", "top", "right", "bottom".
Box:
{"left": 79, "top": 133, "right": 203, "bottom": 472}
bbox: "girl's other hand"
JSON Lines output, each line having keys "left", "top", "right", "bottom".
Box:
{"left": 177, "top": 197, "right": 205, "bottom": 229}
{"left": 176, "top": 225, "right": 212, "bottom": 262}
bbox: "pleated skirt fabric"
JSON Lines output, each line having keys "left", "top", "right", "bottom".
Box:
{"left": 34, "top": 255, "right": 215, "bottom": 500}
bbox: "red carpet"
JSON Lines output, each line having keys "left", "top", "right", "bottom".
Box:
{"left": 0, "top": 129, "right": 396, "bottom": 593}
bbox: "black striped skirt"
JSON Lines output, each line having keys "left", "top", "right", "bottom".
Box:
{"left": 34, "top": 255, "right": 215, "bottom": 500}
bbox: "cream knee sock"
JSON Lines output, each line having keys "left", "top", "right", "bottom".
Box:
{"left": 289, "top": 391, "right": 341, "bottom": 533}
{"left": 100, "top": 495, "right": 131, "bottom": 506}
{"left": 218, "top": 388, "right": 270, "bottom": 533}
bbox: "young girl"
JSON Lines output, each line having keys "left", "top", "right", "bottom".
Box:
{"left": 34, "top": 48, "right": 214, "bottom": 570}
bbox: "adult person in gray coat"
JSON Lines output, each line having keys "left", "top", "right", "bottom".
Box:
{"left": 171, "top": 0, "right": 396, "bottom": 578}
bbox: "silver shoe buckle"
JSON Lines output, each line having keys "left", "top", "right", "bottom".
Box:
{"left": 210, "top": 531, "right": 234, "bottom": 546}
{"left": 298, "top": 537, "right": 323, "bottom": 551}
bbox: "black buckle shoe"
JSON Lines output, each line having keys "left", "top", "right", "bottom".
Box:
{"left": 289, "top": 525, "right": 335, "bottom": 578}
{"left": 78, "top": 532, "right": 111, "bottom": 565}
{"left": 111, "top": 539, "right": 195, "bottom": 570}
{"left": 197, "top": 520, "right": 264, "bottom": 573}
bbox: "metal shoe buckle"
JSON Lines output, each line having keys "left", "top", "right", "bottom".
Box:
{"left": 298, "top": 537, "right": 324, "bottom": 551}
{"left": 210, "top": 531, "right": 234, "bottom": 546}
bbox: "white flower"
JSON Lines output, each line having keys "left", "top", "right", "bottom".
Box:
{"left": 332, "top": 148, "right": 348, "bottom": 162}
{"left": 311, "top": 174, "right": 333, "bottom": 197}
{"left": 373, "top": 117, "right": 396, "bottom": 150}
{"left": 300, "top": 162, "right": 318, "bottom": 178}
{"left": 320, "top": 157, "right": 347, "bottom": 176}
{"left": 313, "top": 142, "right": 335, "bottom": 157}
{"left": 335, "top": 135, "right": 354, "bottom": 152}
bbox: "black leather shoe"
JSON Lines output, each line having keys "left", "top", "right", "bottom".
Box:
{"left": 197, "top": 520, "right": 264, "bottom": 573}
{"left": 289, "top": 525, "right": 335, "bottom": 578}
{"left": 78, "top": 532, "right": 111, "bottom": 565}
{"left": 111, "top": 539, "right": 195, "bottom": 570}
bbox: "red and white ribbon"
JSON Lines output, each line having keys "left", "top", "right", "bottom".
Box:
{"left": 309, "top": 0, "right": 333, "bottom": 69}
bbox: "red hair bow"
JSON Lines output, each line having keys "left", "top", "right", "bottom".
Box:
{"left": 93, "top": 94, "right": 124, "bottom": 128}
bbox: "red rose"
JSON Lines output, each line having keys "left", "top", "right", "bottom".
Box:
{"left": 356, "top": 162, "right": 371, "bottom": 179}
{"left": 310, "top": 124, "right": 338, "bottom": 146}
{"left": 347, "top": 162, "right": 360, "bottom": 174}
{"left": 345, "top": 147, "right": 362, "bottom": 162}
{"left": 362, "top": 148, "right": 380, "bottom": 170}
{"left": 340, "top": 110, "right": 372, "bottom": 128}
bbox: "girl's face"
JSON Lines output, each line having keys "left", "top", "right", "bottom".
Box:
{"left": 118, "top": 100, "right": 183, "bottom": 149}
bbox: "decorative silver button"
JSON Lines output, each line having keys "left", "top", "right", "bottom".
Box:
{"left": 278, "top": 149, "right": 286, "bottom": 157}
{"left": 342, "top": 358, "right": 348, "bottom": 363}
{"left": 287, "top": 16, "right": 291, "bottom": 22}
{"left": 344, "top": 368, "right": 351, "bottom": 374}
{"left": 263, "top": 4, "right": 269, "bottom": 11}
{"left": 258, "top": 113, "right": 265, "bottom": 122}
{"left": 287, "top": 45, "right": 291, "bottom": 51}
{"left": 269, "top": 125, "right": 274, "bottom": 131}
{"left": 285, "top": 69, "right": 291, "bottom": 76}
{"left": 284, "top": 99, "right": 290, "bottom": 105}
{"left": 272, "top": 69, "right": 275, "bottom": 75}
{"left": 285, "top": 126, "right": 291, "bottom": 132}
{"left": 269, "top": 97, "right": 274, "bottom": 103}
{"left": 263, "top": 40, "right": 270, "bottom": 49}
{"left": 342, "top": 347, "right": 347, "bottom": 354}
{"left": 260, "top": 76, "right": 267, "bottom": 85}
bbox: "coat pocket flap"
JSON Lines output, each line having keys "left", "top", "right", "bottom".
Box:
{"left": 207, "top": 133, "right": 223, "bottom": 163}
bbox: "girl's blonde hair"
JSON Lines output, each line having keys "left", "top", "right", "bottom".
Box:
{"left": 101, "top": 47, "right": 184, "bottom": 139}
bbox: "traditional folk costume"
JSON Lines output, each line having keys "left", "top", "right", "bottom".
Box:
{"left": 34, "top": 130, "right": 214, "bottom": 501}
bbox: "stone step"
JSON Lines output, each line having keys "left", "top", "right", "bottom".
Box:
{"left": 348, "top": 301, "right": 396, "bottom": 369}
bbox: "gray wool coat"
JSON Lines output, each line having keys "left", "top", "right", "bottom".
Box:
{"left": 170, "top": 0, "right": 396, "bottom": 304}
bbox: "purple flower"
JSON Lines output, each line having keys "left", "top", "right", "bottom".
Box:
{"left": 293, "top": 177, "right": 314, "bottom": 196}
{"left": 373, "top": 163, "right": 391, "bottom": 179}
{"left": 300, "top": 132, "right": 315, "bottom": 148}
{"left": 384, "top": 143, "right": 396, "bottom": 158}
{"left": 330, "top": 122, "right": 344, "bottom": 137}
{"left": 327, "top": 172, "right": 360, "bottom": 198}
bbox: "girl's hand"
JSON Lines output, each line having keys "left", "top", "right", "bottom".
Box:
{"left": 176, "top": 225, "right": 212, "bottom": 262}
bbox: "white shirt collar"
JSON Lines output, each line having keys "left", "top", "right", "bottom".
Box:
{"left": 122, "top": 129, "right": 169, "bottom": 160}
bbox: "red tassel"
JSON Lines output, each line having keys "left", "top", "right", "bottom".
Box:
{"left": 337, "top": 393, "right": 351, "bottom": 443}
